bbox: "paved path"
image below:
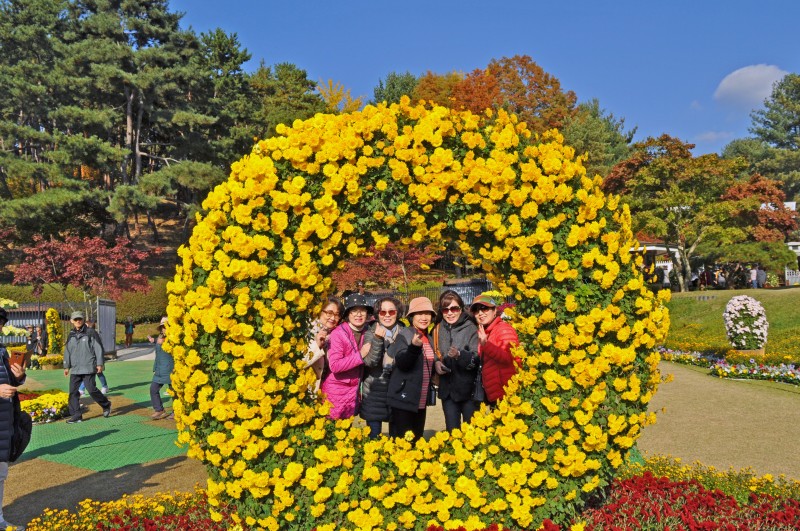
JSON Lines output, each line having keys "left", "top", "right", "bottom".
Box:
{"left": 7, "top": 356, "right": 800, "bottom": 527}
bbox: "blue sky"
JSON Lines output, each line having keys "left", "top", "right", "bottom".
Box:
{"left": 170, "top": 0, "right": 799, "bottom": 155}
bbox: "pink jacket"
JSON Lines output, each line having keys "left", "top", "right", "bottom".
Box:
{"left": 320, "top": 323, "right": 365, "bottom": 419}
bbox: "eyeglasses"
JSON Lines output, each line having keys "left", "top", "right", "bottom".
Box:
{"left": 320, "top": 310, "right": 340, "bottom": 319}
{"left": 378, "top": 309, "right": 397, "bottom": 317}
{"left": 441, "top": 305, "right": 461, "bottom": 314}
{"left": 472, "top": 305, "right": 494, "bottom": 313}
{"left": 349, "top": 308, "right": 368, "bottom": 315}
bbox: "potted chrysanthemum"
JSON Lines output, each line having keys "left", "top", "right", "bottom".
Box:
{"left": 723, "top": 295, "right": 768, "bottom": 360}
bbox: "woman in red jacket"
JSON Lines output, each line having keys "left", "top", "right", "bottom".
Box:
{"left": 470, "top": 294, "right": 519, "bottom": 407}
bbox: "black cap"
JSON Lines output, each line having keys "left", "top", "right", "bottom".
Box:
{"left": 343, "top": 293, "right": 373, "bottom": 319}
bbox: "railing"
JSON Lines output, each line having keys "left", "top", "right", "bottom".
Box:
{"left": 786, "top": 269, "right": 800, "bottom": 286}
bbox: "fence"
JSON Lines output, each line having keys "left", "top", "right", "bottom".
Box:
{"left": 1, "top": 298, "right": 117, "bottom": 355}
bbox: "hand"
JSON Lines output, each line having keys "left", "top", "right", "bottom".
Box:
{"left": 411, "top": 331, "right": 423, "bottom": 347}
{"left": 148, "top": 335, "right": 155, "bottom": 343}
{"left": 315, "top": 329, "right": 328, "bottom": 349}
{"left": 64, "top": 369, "right": 69, "bottom": 377}
{"left": 9, "top": 363, "right": 25, "bottom": 379}
{"left": 374, "top": 324, "right": 386, "bottom": 338}
{"left": 447, "top": 346, "right": 460, "bottom": 358}
{"left": 0, "top": 384, "right": 16, "bottom": 400}
{"left": 96, "top": 365, "right": 103, "bottom": 374}
{"left": 477, "top": 324, "right": 488, "bottom": 345}
{"left": 434, "top": 360, "right": 449, "bottom": 375}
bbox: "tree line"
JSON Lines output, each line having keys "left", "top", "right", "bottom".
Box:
{"left": 1, "top": 0, "right": 798, "bottom": 293}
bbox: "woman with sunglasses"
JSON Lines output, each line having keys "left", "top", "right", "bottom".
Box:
{"left": 321, "top": 294, "right": 372, "bottom": 419}
{"left": 359, "top": 297, "right": 404, "bottom": 438}
{"left": 387, "top": 297, "right": 437, "bottom": 441}
{"left": 433, "top": 290, "right": 479, "bottom": 431}
{"left": 304, "top": 296, "right": 344, "bottom": 392}
{"left": 470, "top": 293, "right": 519, "bottom": 407}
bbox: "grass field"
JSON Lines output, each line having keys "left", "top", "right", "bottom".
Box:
{"left": 665, "top": 286, "right": 800, "bottom": 360}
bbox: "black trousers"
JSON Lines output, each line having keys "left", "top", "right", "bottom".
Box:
{"left": 69, "top": 373, "right": 111, "bottom": 420}
{"left": 389, "top": 407, "right": 427, "bottom": 441}
{"left": 442, "top": 398, "right": 478, "bottom": 432}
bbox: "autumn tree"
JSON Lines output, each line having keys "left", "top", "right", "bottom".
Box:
{"left": 721, "top": 173, "right": 798, "bottom": 242}
{"left": 317, "top": 79, "right": 364, "bottom": 113}
{"left": 604, "top": 135, "right": 745, "bottom": 292}
{"left": 451, "top": 55, "right": 577, "bottom": 133}
{"left": 333, "top": 243, "right": 441, "bottom": 293}
{"left": 412, "top": 71, "right": 463, "bottom": 107}
{"left": 13, "top": 236, "right": 153, "bottom": 316}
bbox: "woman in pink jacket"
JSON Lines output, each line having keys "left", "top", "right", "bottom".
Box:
{"left": 320, "top": 294, "right": 373, "bottom": 419}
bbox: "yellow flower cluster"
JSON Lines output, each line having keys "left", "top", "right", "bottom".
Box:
{"left": 166, "top": 98, "right": 668, "bottom": 529}
{"left": 45, "top": 308, "right": 63, "bottom": 356}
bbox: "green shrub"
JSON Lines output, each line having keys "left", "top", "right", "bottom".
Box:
{"left": 115, "top": 277, "right": 169, "bottom": 323}
{"left": 0, "top": 284, "right": 84, "bottom": 303}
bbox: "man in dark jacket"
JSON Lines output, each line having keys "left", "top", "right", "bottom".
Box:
{"left": 64, "top": 311, "right": 111, "bottom": 423}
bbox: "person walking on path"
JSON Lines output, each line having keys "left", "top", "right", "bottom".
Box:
{"left": 0, "top": 308, "right": 26, "bottom": 530}
{"left": 124, "top": 317, "right": 135, "bottom": 348}
{"left": 149, "top": 324, "right": 173, "bottom": 420}
{"left": 79, "top": 319, "right": 109, "bottom": 395}
{"left": 64, "top": 311, "right": 111, "bottom": 423}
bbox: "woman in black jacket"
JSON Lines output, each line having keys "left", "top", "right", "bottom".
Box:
{"left": 433, "top": 290, "right": 479, "bottom": 431}
{"left": 387, "top": 297, "right": 436, "bottom": 441}
{"left": 359, "top": 297, "right": 404, "bottom": 438}
{"left": 0, "top": 308, "right": 26, "bottom": 530}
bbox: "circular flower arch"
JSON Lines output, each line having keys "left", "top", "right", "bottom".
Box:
{"left": 165, "top": 98, "right": 669, "bottom": 530}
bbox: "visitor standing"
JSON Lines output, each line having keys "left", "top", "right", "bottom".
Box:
{"left": 124, "top": 317, "right": 135, "bottom": 348}
{"left": 149, "top": 324, "right": 174, "bottom": 419}
{"left": 750, "top": 265, "right": 758, "bottom": 289}
{"left": 0, "top": 308, "right": 27, "bottom": 530}
{"left": 64, "top": 311, "right": 112, "bottom": 423}
{"left": 470, "top": 294, "right": 519, "bottom": 408}
{"left": 757, "top": 266, "right": 767, "bottom": 289}
{"left": 387, "top": 297, "right": 437, "bottom": 441}
{"left": 433, "top": 290, "right": 479, "bottom": 432}
{"left": 321, "top": 294, "right": 371, "bottom": 419}
{"left": 24, "top": 324, "right": 37, "bottom": 365}
{"left": 359, "top": 296, "right": 404, "bottom": 438}
{"left": 304, "top": 296, "right": 344, "bottom": 391}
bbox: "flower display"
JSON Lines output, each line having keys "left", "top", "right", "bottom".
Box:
{"left": 723, "top": 296, "right": 768, "bottom": 350}
{"left": 0, "top": 298, "right": 18, "bottom": 310}
{"left": 0, "top": 324, "right": 27, "bottom": 337}
{"left": 20, "top": 391, "right": 69, "bottom": 423}
{"left": 165, "top": 99, "right": 669, "bottom": 529}
{"left": 45, "top": 308, "right": 63, "bottom": 356}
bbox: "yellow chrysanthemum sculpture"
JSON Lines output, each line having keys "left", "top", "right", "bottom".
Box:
{"left": 166, "top": 98, "right": 669, "bottom": 530}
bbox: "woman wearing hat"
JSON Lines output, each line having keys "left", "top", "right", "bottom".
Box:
{"left": 320, "top": 294, "right": 372, "bottom": 419}
{"left": 359, "top": 296, "right": 404, "bottom": 438}
{"left": 470, "top": 293, "right": 519, "bottom": 406}
{"left": 387, "top": 297, "right": 437, "bottom": 440}
{"left": 433, "top": 290, "right": 479, "bottom": 431}
{"left": 148, "top": 324, "right": 174, "bottom": 419}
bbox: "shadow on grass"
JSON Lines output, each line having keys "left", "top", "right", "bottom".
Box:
{"left": 21, "top": 429, "right": 120, "bottom": 461}
{"left": 7, "top": 456, "right": 204, "bottom": 526}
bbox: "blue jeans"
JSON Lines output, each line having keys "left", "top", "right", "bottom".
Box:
{"left": 79, "top": 372, "right": 108, "bottom": 393}
{"left": 367, "top": 420, "right": 383, "bottom": 439}
{"left": 442, "top": 398, "right": 478, "bottom": 432}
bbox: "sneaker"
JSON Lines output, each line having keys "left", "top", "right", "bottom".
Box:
{"left": 152, "top": 410, "right": 170, "bottom": 420}
{"left": 150, "top": 410, "right": 166, "bottom": 419}
{"left": 66, "top": 417, "right": 83, "bottom": 424}
{"left": 103, "top": 405, "right": 112, "bottom": 418}
{"left": 166, "top": 412, "right": 174, "bottom": 420}
{"left": 101, "top": 387, "right": 108, "bottom": 395}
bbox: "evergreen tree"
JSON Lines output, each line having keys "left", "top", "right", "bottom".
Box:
{"left": 251, "top": 62, "right": 326, "bottom": 138}
{"left": 371, "top": 71, "right": 418, "bottom": 105}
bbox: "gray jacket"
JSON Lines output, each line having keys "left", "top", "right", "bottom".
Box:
{"left": 64, "top": 325, "right": 104, "bottom": 374}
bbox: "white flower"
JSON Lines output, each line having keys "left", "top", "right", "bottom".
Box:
{"left": 723, "top": 295, "right": 768, "bottom": 350}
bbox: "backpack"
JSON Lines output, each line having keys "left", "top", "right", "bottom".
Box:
{"left": 10, "top": 408, "right": 32, "bottom": 462}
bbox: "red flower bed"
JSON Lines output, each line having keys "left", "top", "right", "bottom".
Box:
{"left": 18, "top": 391, "right": 42, "bottom": 401}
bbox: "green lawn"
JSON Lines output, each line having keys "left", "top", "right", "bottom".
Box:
{"left": 664, "top": 286, "right": 800, "bottom": 361}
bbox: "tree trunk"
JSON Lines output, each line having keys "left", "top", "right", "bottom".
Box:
{"left": 147, "top": 211, "right": 160, "bottom": 244}
{"left": 134, "top": 92, "right": 144, "bottom": 183}
{"left": 122, "top": 86, "right": 135, "bottom": 185}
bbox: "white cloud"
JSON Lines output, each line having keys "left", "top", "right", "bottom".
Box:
{"left": 714, "top": 64, "right": 789, "bottom": 110}
{"left": 690, "top": 100, "right": 703, "bottom": 111}
{"left": 695, "top": 131, "right": 734, "bottom": 143}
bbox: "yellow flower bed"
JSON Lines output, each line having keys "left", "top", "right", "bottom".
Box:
{"left": 166, "top": 99, "right": 669, "bottom": 530}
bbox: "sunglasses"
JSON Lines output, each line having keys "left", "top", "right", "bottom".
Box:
{"left": 441, "top": 305, "right": 461, "bottom": 314}
{"left": 378, "top": 309, "right": 397, "bottom": 317}
{"left": 472, "top": 305, "right": 494, "bottom": 313}
{"left": 321, "top": 310, "right": 340, "bottom": 319}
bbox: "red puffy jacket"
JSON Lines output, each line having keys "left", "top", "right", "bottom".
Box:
{"left": 480, "top": 317, "right": 519, "bottom": 402}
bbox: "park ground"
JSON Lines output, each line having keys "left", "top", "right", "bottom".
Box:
{"left": 3, "top": 354, "right": 800, "bottom": 526}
